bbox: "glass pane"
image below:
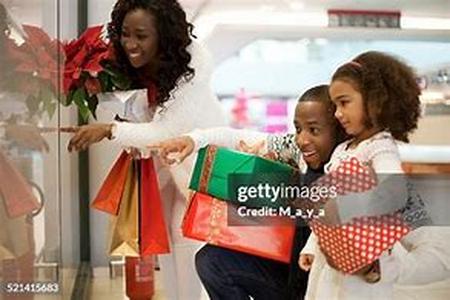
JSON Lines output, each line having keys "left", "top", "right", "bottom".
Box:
{"left": 1, "top": 0, "right": 79, "bottom": 298}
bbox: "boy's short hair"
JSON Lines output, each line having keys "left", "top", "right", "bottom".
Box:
{"left": 298, "top": 85, "right": 348, "bottom": 144}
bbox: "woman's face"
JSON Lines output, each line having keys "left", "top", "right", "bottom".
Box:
{"left": 120, "top": 8, "right": 159, "bottom": 69}
{"left": 294, "top": 101, "right": 337, "bottom": 169}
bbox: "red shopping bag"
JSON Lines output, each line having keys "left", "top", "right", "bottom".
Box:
{"left": 0, "top": 151, "right": 40, "bottom": 218}
{"left": 139, "top": 158, "right": 170, "bottom": 255}
{"left": 106, "top": 156, "right": 170, "bottom": 256}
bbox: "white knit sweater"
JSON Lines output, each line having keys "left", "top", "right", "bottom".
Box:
{"left": 107, "top": 41, "right": 227, "bottom": 197}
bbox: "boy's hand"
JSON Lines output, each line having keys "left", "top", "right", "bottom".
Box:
{"left": 237, "top": 140, "right": 277, "bottom": 160}
{"left": 299, "top": 254, "right": 315, "bottom": 271}
{"left": 148, "top": 136, "right": 194, "bottom": 165}
{"left": 237, "top": 140, "right": 265, "bottom": 155}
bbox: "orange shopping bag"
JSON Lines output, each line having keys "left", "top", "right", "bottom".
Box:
{"left": 92, "top": 151, "right": 132, "bottom": 215}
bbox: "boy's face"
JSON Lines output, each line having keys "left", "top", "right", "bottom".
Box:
{"left": 294, "top": 101, "right": 337, "bottom": 169}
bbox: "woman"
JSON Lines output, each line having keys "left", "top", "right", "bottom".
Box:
{"left": 65, "top": 1, "right": 226, "bottom": 299}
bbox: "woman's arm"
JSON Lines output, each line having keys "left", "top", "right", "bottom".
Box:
{"left": 66, "top": 42, "right": 227, "bottom": 152}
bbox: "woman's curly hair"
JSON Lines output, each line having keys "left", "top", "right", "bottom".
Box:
{"left": 331, "top": 51, "right": 421, "bottom": 143}
{"left": 107, "top": 0, "right": 195, "bottom": 106}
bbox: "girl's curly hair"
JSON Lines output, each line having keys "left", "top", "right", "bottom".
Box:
{"left": 331, "top": 51, "right": 421, "bottom": 143}
{"left": 107, "top": 0, "right": 195, "bottom": 106}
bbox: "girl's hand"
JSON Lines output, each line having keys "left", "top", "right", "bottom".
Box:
{"left": 353, "top": 260, "right": 381, "bottom": 283}
{"left": 298, "top": 254, "right": 315, "bottom": 271}
{"left": 62, "top": 123, "right": 113, "bottom": 152}
{"left": 148, "top": 136, "right": 194, "bottom": 165}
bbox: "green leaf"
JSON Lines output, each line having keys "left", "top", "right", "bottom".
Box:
{"left": 39, "top": 87, "right": 58, "bottom": 120}
{"left": 73, "top": 88, "right": 91, "bottom": 122}
{"left": 63, "top": 90, "right": 74, "bottom": 106}
{"left": 111, "top": 72, "right": 131, "bottom": 90}
{"left": 103, "top": 65, "right": 131, "bottom": 90}
{"left": 98, "top": 71, "right": 113, "bottom": 92}
{"left": 46, "top": 102, "right": 57, "bottom": 119}
{"left": 26, "top": 95, "right": 39, "bottom": 116}
{"left": 102, "top": 65, "right": 118, "bottom": 77}
{"left": 88, "top": 95, "right": 99, "bottom": 120}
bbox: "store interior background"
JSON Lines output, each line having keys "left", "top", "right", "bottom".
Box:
{"left": 2, "top": 0, "right": 450, "bottom": 298}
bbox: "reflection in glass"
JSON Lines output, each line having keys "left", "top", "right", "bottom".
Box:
{"left": 1, "top": 1, "right": 62, "bottom": 298}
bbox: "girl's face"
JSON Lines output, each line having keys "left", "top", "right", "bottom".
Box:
{"left": 120, "top": 8, "right": 159, "bottom": 69}
{"left": 294, "top": 101, "right": 337, "bottom": 169}
{"left": 329, "top": 79, "right": 369, "bottom": 140}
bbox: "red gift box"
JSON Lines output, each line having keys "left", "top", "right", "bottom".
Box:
{"left": 182, "top": 192, "right": 295, "bottom": 263}
{"left": 316, "top": 157, "right": 378, "bottom": 196}
{"left": 311, "top": 214, "right": 410, "bottom": 274}
{"left": 310, "top": 157, "right": 410, "bottom": 274}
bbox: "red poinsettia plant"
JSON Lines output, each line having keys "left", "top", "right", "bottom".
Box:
{"left": 4, "top": 25, "right": 63, "bottom": 119}
{"left": 63, "top": 25, "right": 131, "bottom": 121}
{"left": 4, "top": 25, "right": 132, "bottom": 121}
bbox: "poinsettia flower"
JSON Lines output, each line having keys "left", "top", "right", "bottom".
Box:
{"left": 85, "top": 77, "right": 102, "bottom": 96}
{"left": 6, "top": 25, "right": 63, "bottom": 93}
{"left": 63, "top": 25, "right": 111, "bottom": 93}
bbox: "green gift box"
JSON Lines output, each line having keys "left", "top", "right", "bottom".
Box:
{"left": 189, "top": 145, "right": 299, "bottom": 208}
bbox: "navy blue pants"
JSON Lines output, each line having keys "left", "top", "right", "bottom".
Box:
{"left": 195, "top": 245, "right": 290, "bottom": 300}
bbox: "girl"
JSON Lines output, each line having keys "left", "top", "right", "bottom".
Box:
{"left": 299, "top": 51, "right": 450, "bottom": 300}
{"left": 150, "top": 85, "right": 347, "bottom": 300}
{"left": 64, "top": 1, "right": 226, "bottom": 299}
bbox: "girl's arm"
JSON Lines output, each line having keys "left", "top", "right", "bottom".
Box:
{"left": 301, "top": 232, "right": 318, "bottom": 255}
{"left": 381, "top": 226, "right": 450, "bottom": 285}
